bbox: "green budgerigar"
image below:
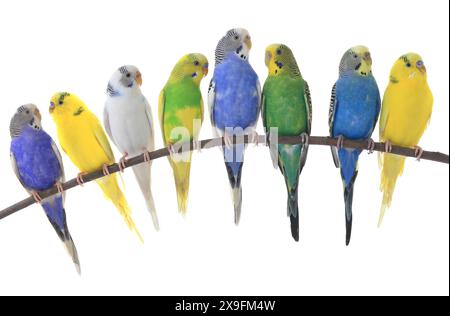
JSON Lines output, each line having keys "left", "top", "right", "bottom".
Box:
{"left": 159, "top": 53, "right": 209, "bottom": 214}
{"left": 262, "top": 44, "right": 312, "bottom": 241}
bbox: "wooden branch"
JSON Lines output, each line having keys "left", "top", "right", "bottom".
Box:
{"left": 0, "top": 136, "right": 448, "bottom": 221}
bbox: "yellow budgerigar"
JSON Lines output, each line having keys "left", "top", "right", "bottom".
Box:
{"left": 378, "top": 53, "right": 433, "bottom": 226}
{"left": 49, "top": 92, "right": 142, "bottom": 241}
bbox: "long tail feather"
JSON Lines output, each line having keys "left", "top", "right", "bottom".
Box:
{"left": 379, "top": 153, "right": 406, "bottom": 227}
{"left": 96, "top": 175, "right": 143, "bottom": 242}
{"left": 224, "top": 144, "right": 245, "bottom": 225}
{"left": 42, "top": 195, "right": 81, "bottom": 274}
{"left": 170, "top": 157, "right": 192, "bottom": 215}
{"left": 132, "top": 164, "right": 159, "bottom": 231}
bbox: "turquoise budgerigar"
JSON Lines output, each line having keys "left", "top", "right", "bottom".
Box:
{"left": 208, "top": 28, "right": 261, "bottom": 225}
{"left": 10, "top": 104, "right": 80, "bottom": 273}
{"left": 329, "top": 46, "right": 381, "bottom": 245}
{"left": 262, "top": 44, "right": 312, "bottom": 241}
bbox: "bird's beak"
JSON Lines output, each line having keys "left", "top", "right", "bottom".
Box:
{"left": 265, "top": 51, "right": 272, "bottom": 66}
{"left": 418, "top": 64, "right": 427, "bottom": 74}
{"left": 34, "top": 108, "right": 42, "bottom": 121}
{"left": 358, "top": 59, "right": 372, "bottom": 76}
{"left": 136, "top": 71, "right": 143, "bottom": 86}
{"left": 49, "top": 102, "right": 55, "bottom": 114}
{"left": 363, "top": 52, "right": 372, "bottom": 66}
{"left": 244, "top": 35, "right": 252, "bottom": 50}
{"left": 202, "top": 64, "right": 209, "bottom": 76}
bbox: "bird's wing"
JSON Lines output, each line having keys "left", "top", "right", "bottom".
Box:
{"left": 304, "top": 81, "right": 313, "bottom": 135}
{"left": 92, "top": 118, "right": 115, "bottom": 164}
{"left": 144, "top": 97, "right": 155, "bottom": 146}
{"left": 379, "top": 98, "right": 389, "bottom": 141}
{"left": 262, "top": 91, "right": 279, "bottom": 170}
{"left": 158, "top": 89, "right": 167, "bottom": 144}
{"left": 254, "top": 80, "right": 262, "bottom": 128}
{"left": 103, "top": 105, "right": 115, "bottom": 147}
{"left": 207, "top": 79, "right": 216, "bottom": 127}
{"left": 329, "top": 83, "right": 340, "bottom": 168}
{"left": 50, "top": 139, "right": 66, "bottom": 200}
{"left": 299, "top": 80, "right": 313, "bottom": 171}
{"left": 10, "top": 152, "right": 29, "bottom": 191}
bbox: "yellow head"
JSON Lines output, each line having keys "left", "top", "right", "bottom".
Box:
{"left": 265, "top": 44, "right": 301, "bottom": 77}
{"left": 49, "top": 92, "right": 87, "bottom": 121}
{"left": 339, "top": 45, "right": 373, "bottom": 77}
{"left": 389, "top": 53, "right": 427, "bottom": 83}
{"left": 169, "top": 53, "right": 209, "bottom": 85}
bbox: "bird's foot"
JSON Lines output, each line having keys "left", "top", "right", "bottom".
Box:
{"left": 119, "top": 152, "right": 129, "bottom": 172}
{"left": 142, "top": 148, "right": 151, "bottom": 163}
{"left": 167, "top": 142, "right": 176, "bottom": 158}
{"left": 31, "top": 191, "right": 42, "bottom": 204}
{"left": 414, "top": 146, "right": 424, "bottom": 161}
{"left": 102, "top": 164, "right": 111, "bottom": 176}
{"left": 250, "top": 130, "right": 260, "bottom": 146}
{"left": 55, "top": 181, "right": 64, "bottom": 194}
{"left": 300, "top": 133, "right": 310, "bottom": 147}
{"left": 367, "top": 138, "right": 376, "bottom": 154}
{"left": 336, "top": 135, "right": 345, "bottom": 149}
{"left": 76, "top": 172, "right": 87, "bottom": 186}
{"left": 384, "top": 140, "right": 393, "bottom": 153}
{"left": 223, "top": 133, "right": 233, "bottom": 149}
{"left": 193, "top": 140, "right": 202, "bottom": 153}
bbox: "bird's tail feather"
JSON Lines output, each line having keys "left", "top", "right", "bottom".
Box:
{"left": 288, "top": 187, "right": 299, "bottom": 242}
{"left": 170, "top": 157, "right": 192, "bottom": 215}
{"left": 41, "top": 196, "right": 81, "bottom": 274}
{"left": 63, "top": 234, "right": 81, "bottom": 275}
{"left": 96, "top": 175, "right": 143, "bottom": 242}
{"left": 338, "top": 148, "right": 361, "bottom": 246}
{"left": 224, "top": 144, "right": 245, "bottom": 225}
{"left": 344, "top": 172, "right": 358, "bottom": 246}
{"left": 132, "top": 164, "right": 159, "bottom": 231}
{"left": 278, "top": 144, "right": 303, "bottom": 242}
{"left": 379, "top": 153, "right": 405, "bottom": 227}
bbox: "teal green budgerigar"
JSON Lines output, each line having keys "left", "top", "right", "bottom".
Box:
{"left": 159, "top": 53, "right": 209, "bottom": 214}
{"left": 262, "top": 44, "right": 312, "bottom": 242}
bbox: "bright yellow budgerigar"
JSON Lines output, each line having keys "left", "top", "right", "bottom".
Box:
{"left": 378, "top": 53, "right": 433, "bottom": 226}
{"left": 49, "top": 92, "right": 142, "bottom": 241}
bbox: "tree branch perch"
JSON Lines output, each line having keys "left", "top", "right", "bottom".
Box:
{"left": 0, "top": 135, "right": 448, "bottom": 221}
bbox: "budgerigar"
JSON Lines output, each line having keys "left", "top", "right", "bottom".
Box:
{"left": 208, "top": 28, "right": 261, "bottom": 224}
{"left": 262, "top": 44, "right": 312, "bottom": 241}
{"left": 159, "top": 54, "right": 209, "bottom": 214}
{"left": 10, "top": 104, "right": 80, "bottom": 273}
{"left": 49, "top": 92, "right": 142, "bottom": 241}
{"left": 329, "top": 46, "right": 381, "bottom": 245}
{"left": 378, "top": 53, "right": 433, "bottom": 226}
{"left": 104, "top": 65, "right": 159, "bottom": 230}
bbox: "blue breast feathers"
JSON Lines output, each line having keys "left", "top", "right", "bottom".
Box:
{"left": 212, "top": 55, "right": 260, "bottom": 132}
{"left": 332, "top": 74, "right": 380, "bottom": 140}
{"left": 10, "top": 127, "right": 62, "bottom": 191}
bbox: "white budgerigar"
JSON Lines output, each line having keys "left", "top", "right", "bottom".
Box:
{"left": 104, "top": 65, "right": 159, "bottom": 230}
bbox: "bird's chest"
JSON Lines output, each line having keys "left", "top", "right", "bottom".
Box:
{"left": 107, "top": 100, "right": 153, "bottom": 153}
{"left": 333, "top": 78, "right": 379, "bottom": 138}
{"left": 213, "top": 60, "right": 259, "bottom": 129}
{"left": 11, "top": 132, "right": 61, "bottom": 190}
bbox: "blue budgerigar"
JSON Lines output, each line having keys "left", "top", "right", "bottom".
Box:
{"left": 329, "top": 46, "right": 381, "bottom": 245}
{"left": 208, "top": 28, "right": 261, "bottom": 224}
{"left": 10, "top": 104, "right": 80, "bottom": 273}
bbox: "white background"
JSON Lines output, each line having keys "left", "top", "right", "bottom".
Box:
{"left": 0, "top": 0, "right": 448, "bottom": 296}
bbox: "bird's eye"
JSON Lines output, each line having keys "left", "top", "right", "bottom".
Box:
{"left": 59, "top": 101, "right": 63, "bottom": 105}
{"left": 26, "top": 110, "right": 30, "bottom": 114}
{"left": 276, "top": 49, "right": 282, "bottom": 55}
{"left": 234, "top": 36, "right": 239, "bottom": 40}
{"left": 126, "top": 73, "right": 131, "bottom": 78}
{"left": 194, "top": 61, "right": 200, "bottom": 66}
{"left": 353, "top": 54, "right": 358, "bottom": 59}
{"left": 406, "top": 63, "right": 411, "bottom": 68}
